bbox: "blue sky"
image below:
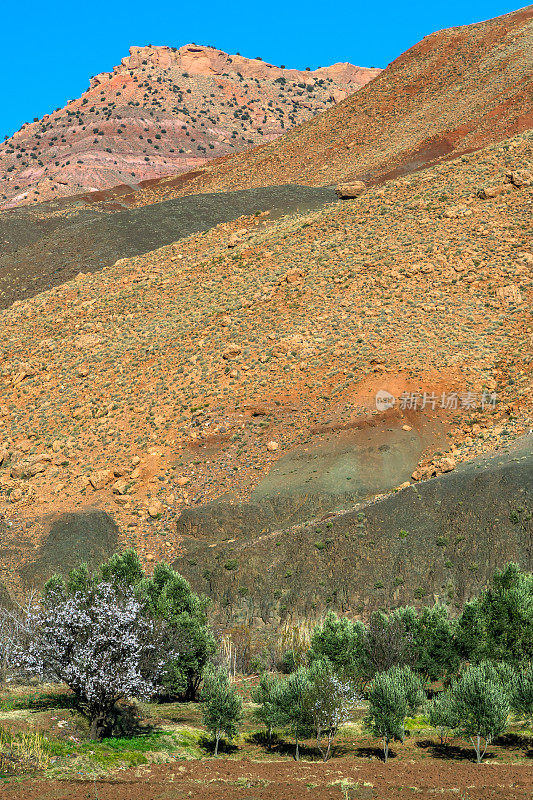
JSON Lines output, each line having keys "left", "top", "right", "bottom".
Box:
{"left": 1, "top": 1, "right": 523, "bottom": 139}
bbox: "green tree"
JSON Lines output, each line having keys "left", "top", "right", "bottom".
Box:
{"left": 511, "top": 665, "right": 533, "bottom": 723}
{"left": 448, "top": 664, "right": 509, "bottom": 763}
{"left": 309, "top": 612, "right": 366, "bottom": 684}
{"left": 143, "top": 562, "right": 216, "bottom": 701}
{"left": 387, "top": 664, "right": 424, "bottom": 742}
{"left": 271, "top": 666, "right": 313, "bottom": 760}
{"left": 365, "top": 669, "right": 408, "bottom": 763}
{"left": 98, "top": 549, "right": 144, "bottom": 587}
{"left": 456, "top": 563, "right": 533, "bottom": 666}
{"left": 201, "top": 665, "right": 243, "bottom": 755}
{"left": 427, "top": 692, "right": 461, "bottom": 744}
{"left": 251, "top": 672, "right": 281, "bottom": 748}
{"left": 414, "top": 604, "right": 459, "bottom": 681}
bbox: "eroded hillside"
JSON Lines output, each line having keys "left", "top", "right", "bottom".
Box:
{"left": 0, "top": 131, "right": 531, "bottom": 597}
{"left": 128, "top": 6, "right": 533, "bottom": 207}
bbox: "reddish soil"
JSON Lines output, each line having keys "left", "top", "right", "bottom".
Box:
{"left": 0, "top": 129, "right": 531, "bottom": 594}
{"left": 126, "top": 6, "right": 533, "bottom": 207}
{"left": 2, "top": 756, "right": 532, "bottom": 800}
{"left": 0, "top": 45, "right": 379, "bottom": 209}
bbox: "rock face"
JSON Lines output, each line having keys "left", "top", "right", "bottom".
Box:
{"left": 175, "top": 436, "right": 533, "bottom": 627}
{"left": 19, "top": 510, "right": 119, "bottom": 588}
{"left": 0, "top": 45, "right": 380, "bottom": 209}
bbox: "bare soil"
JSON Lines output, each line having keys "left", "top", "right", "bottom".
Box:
{"left": 2, "top": 751, "right": 532, "bottom": 800}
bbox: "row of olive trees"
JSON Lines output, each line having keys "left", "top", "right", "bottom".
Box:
{"left": 1, "top": 557, "right": 530, "bottom": 752}
{"left": 303, "top": 563, "right": 533, "bottom": 689}
{"left": 249, "top": 661, "right": 533, "bottom": 764}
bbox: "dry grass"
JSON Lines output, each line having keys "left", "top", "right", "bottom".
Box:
{"left": 0, "top": 727, "right": 50, "bottom": 775}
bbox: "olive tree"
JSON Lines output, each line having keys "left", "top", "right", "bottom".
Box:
{"left": 511, "top": 665, "right": 533, "bottom": 723}
{"left": 456, "top": 563, "right": 533, "bottom": 666}
{"left": 366, "top": 666, "right": 423, "bottom": 762}
{"left": 448, "top": 664, "right": 509, "bottom": 763}
{"left": 201, "top": 665, "right": 242, "bottom": 755}
{"left": 270, "top": 666, "right": 313, "bottom": 760}
{"left": 427, "top": 692, "right": 461, "bottom": 744}
{"left": 309, "top": 612, "right": 366, "bottom": 685}
{"left": 251, "top": 672, "right": 281, "bottom": 749}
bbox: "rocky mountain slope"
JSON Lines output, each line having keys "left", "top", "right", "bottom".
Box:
{"left": 178, "top": 436, "right": 532, "bottom": 626}
{"left": 126, "top": 6, "right": 533, "bottom": 207}
{"left": 0, "top": 129, "right": 531, "bottom": 600}
{"left": 0, "top": 185, "right": 337, "bottom": 309}
{"left": 0, "top": 45, "right": 379, "bottom": 209}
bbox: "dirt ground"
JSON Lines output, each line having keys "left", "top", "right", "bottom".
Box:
{"left": 0, "top": 683, "right": 531, "bottom": 799}
{"left": 1, "top": 755, "right": 532, "bottom": 800}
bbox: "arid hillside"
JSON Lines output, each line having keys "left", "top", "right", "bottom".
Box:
{"left": 127, "top": 6, "right": 533, "bottom": 206}
{"left": 0, "top": 45, "right": 379, "bottom": 209}
{"left": 0, "top": 129, "right": 531, "bottom": 599}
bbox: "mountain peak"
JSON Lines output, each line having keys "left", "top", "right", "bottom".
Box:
{"left": 0, "top": 46, "right": 379, "bottom": 208}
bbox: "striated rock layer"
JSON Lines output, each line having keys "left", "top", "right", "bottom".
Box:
{"left": 0, "top": 45, "right": 379, "bottom": 209}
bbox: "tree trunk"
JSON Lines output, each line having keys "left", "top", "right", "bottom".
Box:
{"left": 383, "top": 736, "right": 389, "bottom": 763}
{"left": 295, "top": 736, "right": 299, "bottom": 761}
{"left": 90, "top": 710, "right": 113, "bottom": 741}
{"left": 325, "top": 732, "right": 333, "bottom": 762}
{"left": 268, "top": 724, "right": 272, "bottom": 750}
{"left": 215, "top": 731, "right": 220, "bottom": 756}
{"left": 476, "top": 734, "right": 481, "bottom": 763}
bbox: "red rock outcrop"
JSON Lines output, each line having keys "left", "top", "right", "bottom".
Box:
{"left": 129, "top": 6, "right": 532, "bottom": 205}
{"left": 0, "top": 46, "right": 379, "bottom": 208}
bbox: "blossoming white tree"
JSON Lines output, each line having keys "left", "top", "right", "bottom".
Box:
{"left": 304, "top": 659, "right": 359, "bottom": 761}
{"left": 17, "top": 580, "right": 170, "bottom": 740}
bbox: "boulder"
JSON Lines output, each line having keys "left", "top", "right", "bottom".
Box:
{"left": 477, "top": 184, "right": 513, "bottom": 199}
{"left": 335, "top": 181, "right": 366, "bottom": 199}
{"left": 506, "top": 169, "right": 532, "bottom": 187}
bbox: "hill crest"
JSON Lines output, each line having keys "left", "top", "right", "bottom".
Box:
{"left": 0, "top": 46, "right": 379, "bottom": 209}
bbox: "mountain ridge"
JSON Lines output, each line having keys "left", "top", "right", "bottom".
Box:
{"left": 0, "top": 44, "right": 379, "bottom": 209}
{"left": 125, "top": 6, "right": 533, "bottom": 206}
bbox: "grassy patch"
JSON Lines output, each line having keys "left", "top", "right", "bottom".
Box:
{"left": 46, "top": 730, "right": 193, "bottom": 777}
